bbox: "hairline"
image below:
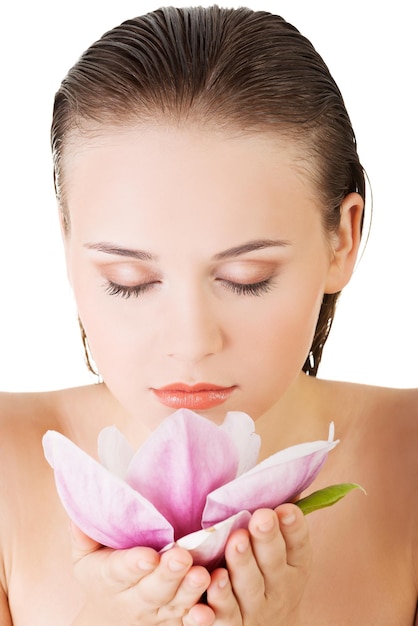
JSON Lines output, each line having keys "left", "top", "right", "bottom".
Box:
{"left": 57, "top": 114, "right": 326, "bottom": 232}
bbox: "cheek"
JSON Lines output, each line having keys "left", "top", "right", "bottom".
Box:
{"left": 232, "top": 282, "right": 323, "bottom": 413}
{"left": 243, "top": 281, "right": 323, "bottom": 361}
{"left": 77, "top": 300, "right": 157, "bottom": 420}
{"left": 70, "top": 268, "right": 148, "bottom": 377}
{"left": 79, "top": 303, "right": 149, "bottom": 369}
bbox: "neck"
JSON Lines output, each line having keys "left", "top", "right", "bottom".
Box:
{"left": 255, "top": 372, "right": 329, "bottom": 460}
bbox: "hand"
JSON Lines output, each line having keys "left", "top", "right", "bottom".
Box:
{"left": 205, "top": 504, "right": 311, "bottom": 625}
{"left": 70, "top": 523, "right": 215, "bottom": 625}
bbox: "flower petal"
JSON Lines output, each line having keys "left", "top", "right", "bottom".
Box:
{"left": 125, "top": 409, "right": 239, "bottom": 539}
{"left": 43, "top": 430, "right": 174, "bottom": 550}
{"left": 98, "top": 425, "right": 135, "bottom": 479}
{"left": 162, "top": 510, "right": 251, "bottom": 570}
{"left": 220, "top": 411, "right": 261, "bottom": 476}
{"left": 203, "top": 429, "right": 338, "bottom": 527}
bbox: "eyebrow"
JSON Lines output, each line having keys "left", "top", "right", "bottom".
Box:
{"left": 84, "top": 242, "right": 156, "bottom": 261}
{"left": 84, "top": 238, "right": 289, "bottom": 262}
{"left": 213, "top": 239, "right": 290, "bottom": 260}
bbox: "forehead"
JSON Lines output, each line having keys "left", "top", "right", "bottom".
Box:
{"left": 61, "top": 124, "right": 326, "bottom": 258}
{"left": 62, "top": 122, "right": 318, "bottom": 206}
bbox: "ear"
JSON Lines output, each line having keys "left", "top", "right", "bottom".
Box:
{"left": 324, "top": 192, "right": 364, "bottom": 294}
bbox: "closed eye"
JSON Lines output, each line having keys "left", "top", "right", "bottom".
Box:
{"left": 220, "top": 278, "right": 274, "bottom": 296}
{"left": 105, "top": 277, "right": 274, "bottom": 299}
{"left": 104, "top": 280, "right": 159, "bottom": 298}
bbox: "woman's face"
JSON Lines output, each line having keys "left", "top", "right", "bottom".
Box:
{"left": 63, "top": 125, "right": 343, "bottom": 429}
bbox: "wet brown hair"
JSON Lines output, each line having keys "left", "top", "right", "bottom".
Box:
{"left": 51, "top": 5, "right": 365, "bottom": 376}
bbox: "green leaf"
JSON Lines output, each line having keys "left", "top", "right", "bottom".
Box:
{"left": 294, "top": 483, "right": 366, "bottom": 515}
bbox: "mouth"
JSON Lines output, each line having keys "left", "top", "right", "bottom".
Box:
{"left": 151, "top": 383, "right": 237, "bottom": 410}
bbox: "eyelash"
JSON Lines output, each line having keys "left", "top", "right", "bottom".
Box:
{"left": 104, "top": 278, "right": 273, "bottom": 299}
{"left": 220, "top": 278, "right": 273, "bottom": 296}
{"left": 104, "top": 281, "right": 157, "bottom": 298}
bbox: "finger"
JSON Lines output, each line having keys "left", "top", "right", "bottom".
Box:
{"left": 206, "top": 568, "right": 241, "bottom": 624}
{"left": 137, "top": 547, "right": 194, "bottom": 608}
{"left": 275, "top": 503, "right": 311, "bottom": 570}
{"left": 70, "top": 521, "right": 102, "bottom": 562}
{"left": 138, "top": 551, "right": 213, "bottom": 622}
{"left": 74, "top": 546, "right": 160, "bottom": 591}
{"left": 173, "top": 565, "right": 211, "bottom": 608}
{"left": 247, "top": 508, "right": 286, "bottom": 595}
{"left": 70, "top": 523, "right": 160, "bottom": 590}
{"left": 102, "top": 546, "right": 160, "bottom": 589}
{"left": 223, "top": 528, "right": 265, "bottom": 612}
{"left": 183, "top": 601, "right": 216, "bottom": 626}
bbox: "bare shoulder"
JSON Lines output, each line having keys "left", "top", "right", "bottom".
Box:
{"left": 368, "top": 384, "right": 418, "bottom": 471}
{"left": 320, "top": 378, "right": 418, "bottom": 434}
{"left": 0, "top": 388, "right": 57, "bottom": 422}
{"left": 0, "top": 391, "right": 61, "bottom": 597}
{"left": 370, "top": 383, "right": 418, "bottom": 418}
{"left": 365, "top": 385, "right": 418, "bottom": 598}
{"left": 0, "top": 383, "right": 112, "bottom": 494}
{"left": 315, "top": 378, "right": 418, "bottom": 491}
{"left": 0, "top": 386, "right": 102, "bottom": 594}
{"left": 0, "top": 389, "right": 74, "bottom": 510}
{"left": 318, "top": 380, "right": 418, "bottom": 592}
{"left": 0, "top": 383, "right": 106, "bottom": 443}
{"left": 355, "top": 382, "right": 418, "bottom": 440}
{"left": 0, "top": 390, "right": 56, "bottom": 464}
{"left": 0, "top": 385, "right": 104, "bottom": 512}
{"left": 0, "top": 389, "right": 70, "bottom": 461}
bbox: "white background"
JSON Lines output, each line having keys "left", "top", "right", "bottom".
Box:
{"left": 0, "top": 1, "right": 416, "bottom": 392}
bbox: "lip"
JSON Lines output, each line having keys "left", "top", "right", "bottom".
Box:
{"left": 151, "top": 383, "right": 237, "bottom": 410}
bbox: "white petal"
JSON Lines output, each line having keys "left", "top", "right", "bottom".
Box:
{"left": 161, "top": 510, "right": 251, "bottom": 570}
{"left": 203, "top": 430, "right": 338, "bottom": 527}
{"left": 98, "top": 426, "right": 135, "bottom": 479}
{"left": 242, "top": 435, "right": 339, "bottom": 478}
{"left": 220, "top": 411, "right": 261, "bottom": 476}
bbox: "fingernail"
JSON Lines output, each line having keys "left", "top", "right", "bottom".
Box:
{"left": 281, "top": 512, "right": 296, "bottom": 526}
{"left": 218, "top": 574, "right": 228, "bottom": 589}
{"left": 236, "top": 538, "right": 249, "bottom": 553}
{"left": 187, "top": 573, "right": 207, "bottom": 588}
{"left": 168, "top": 558, "right": 189, "bottom": 572}
{"left": 257, "top": 516, "right": 275, "bottom": 533}
{"left": 137, "top": 559, "right": 156, "bottom": 571}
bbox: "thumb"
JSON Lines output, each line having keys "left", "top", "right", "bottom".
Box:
{"left": 69, "top": 521, "right": 103, "bottom": 561}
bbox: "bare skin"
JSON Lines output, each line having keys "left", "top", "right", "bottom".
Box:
{"left": 0, "top": 375, "right": 417, "bottom": 625}
{"left": 1, "top": 126, "right": 416, "bottom": 623}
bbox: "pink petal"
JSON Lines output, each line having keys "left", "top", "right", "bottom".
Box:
{"left": 43, "top": 430, "right": 173, "bottom": 550}
{"left": 220, "top": 411, "right": 260, "bottom": 476}
{"left": 125, "top": 409, "right": 239, "bottom": 539}
{"left": 98, "top": 426, "right": 135, "bottom": 479}
{"left": 162, "top": 510, "right": 251, "bottom": 570}
{"left": 203, "top": 429, "right": 338, "bottom": 527}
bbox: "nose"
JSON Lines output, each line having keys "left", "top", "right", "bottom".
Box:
{"left": 162, "top": 288, "right": 224, "bottom": 363}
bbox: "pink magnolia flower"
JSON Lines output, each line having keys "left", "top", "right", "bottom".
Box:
{"left": 42, "top": 409, "right": 337, "bottom": 569}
